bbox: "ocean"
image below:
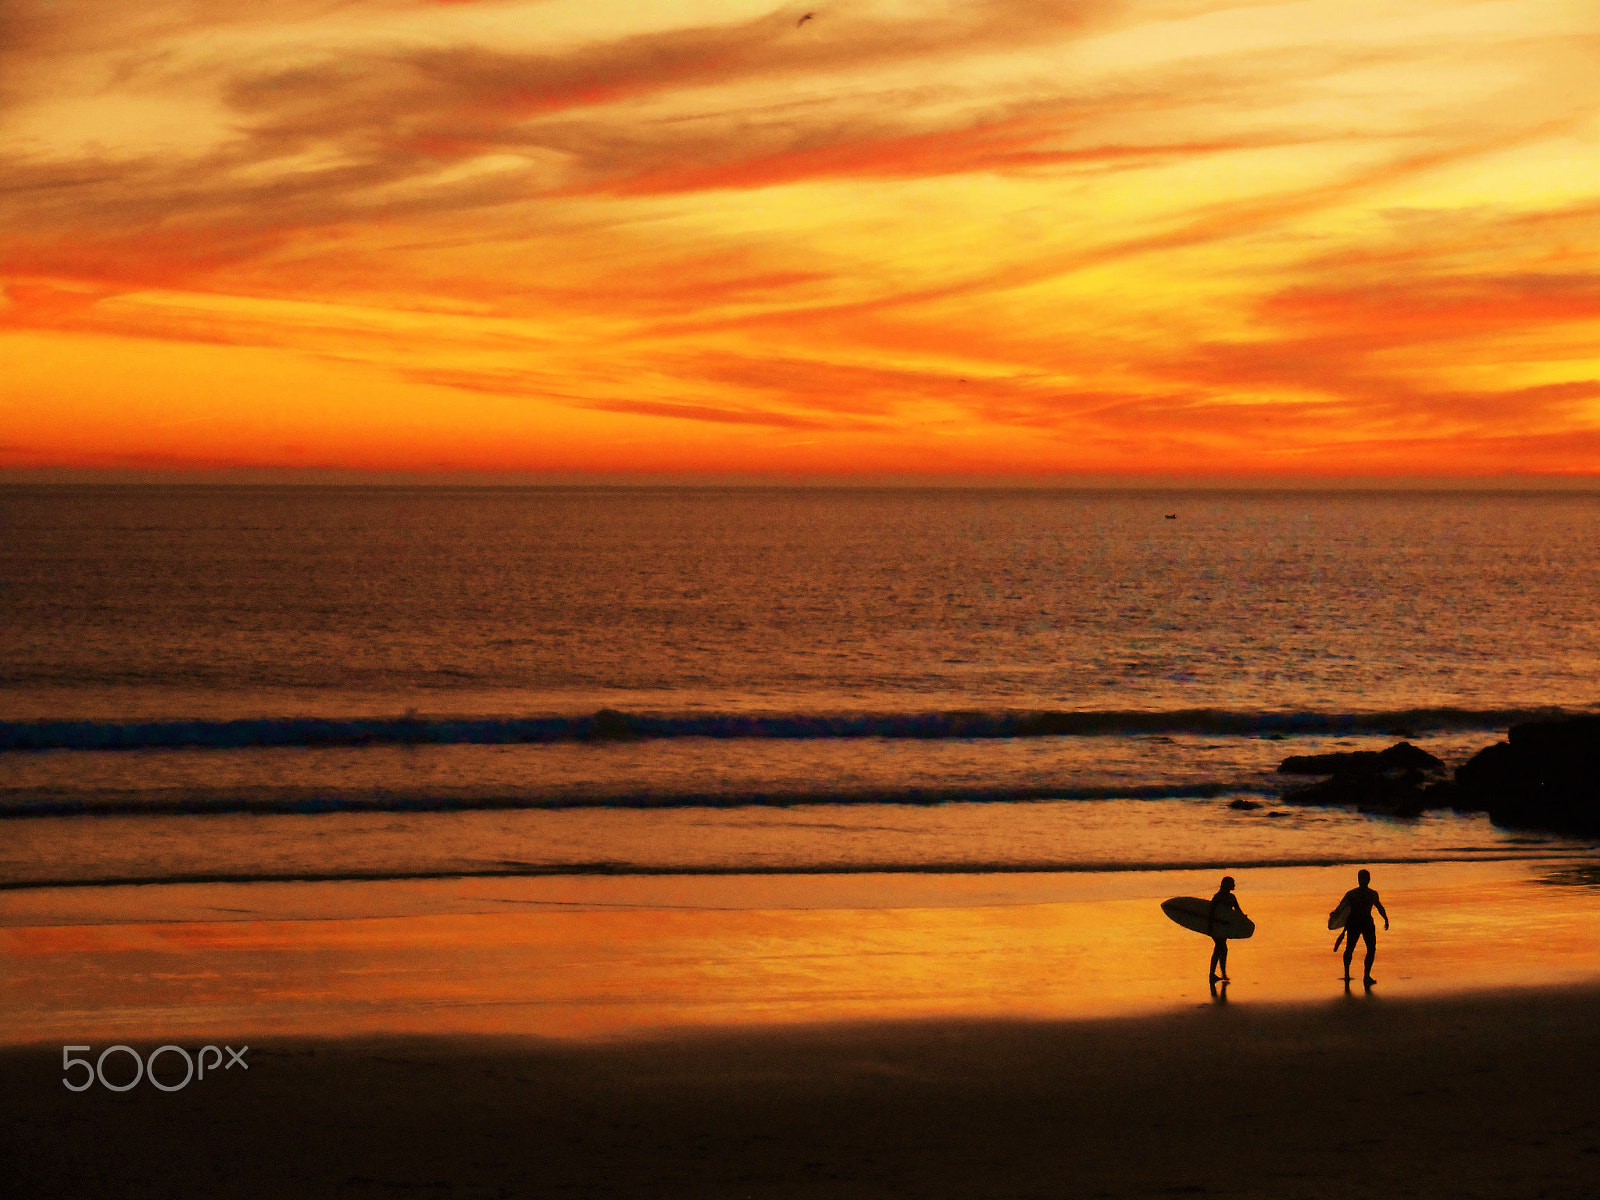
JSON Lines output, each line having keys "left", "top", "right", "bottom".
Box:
{"left": 2, "top": 486, "right": 1598, "bottom": 897}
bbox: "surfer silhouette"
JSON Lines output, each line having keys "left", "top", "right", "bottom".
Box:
{"left": 1333, "top": 869, "right": 1388, "bottom": 987}
{"left": 1207, "top": 876, "right": 1245, "bottom": 982}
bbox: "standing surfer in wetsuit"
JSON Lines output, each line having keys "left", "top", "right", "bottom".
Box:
{"left": 1336, "top": 868, "right": 1388, "bottom": 986}
{"left": 1207, "top": 876, "right": 1245, "bottom": 982}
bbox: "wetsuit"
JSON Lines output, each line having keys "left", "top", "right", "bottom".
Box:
{"left": 1208, "top": 888, "right": 1241, "bottom": 939}
{"left": 1340, "top": 884, "right": 1382, "bottom": 951}
{"left": 1207, "top": 886, "right": 1242, "bottom": 980}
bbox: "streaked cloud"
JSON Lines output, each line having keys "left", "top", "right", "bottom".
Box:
{"left": 4, "top": 0, "right": 1600, "bottom": 479}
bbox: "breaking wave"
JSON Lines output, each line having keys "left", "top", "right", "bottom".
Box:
{"left": 0, "top": 705, "right": 1574, "bottom": 753}
{"left": 0, "top": 780, "right": 1269, "bottom": 818}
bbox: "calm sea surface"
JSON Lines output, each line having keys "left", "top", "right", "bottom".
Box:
{"left": 2, "top": 487, "right": 1597, "bottom": 894}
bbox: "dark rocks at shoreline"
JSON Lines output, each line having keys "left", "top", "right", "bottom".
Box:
{"left": 1454, "top": 716, "right": 1600, "bottom": 836}
{"left": 1278, "top": 742, "right": 1445, "bottom": 777}
{"left": 1273, "top": 718, "right": 1598, "bottom": 834}
{"left": 1281, "top": 769, "right": 1453, "bottom": 819}
{"left": 1278, "top": 741, "right": 1450, "bottom": 818}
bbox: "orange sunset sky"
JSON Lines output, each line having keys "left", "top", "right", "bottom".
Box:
{"left": 3, "top": 0, "right": 1600, "bottom": 482}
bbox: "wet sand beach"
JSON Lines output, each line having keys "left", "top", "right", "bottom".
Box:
{"left": 7, "top": 985, "right": 1600, "bottom": 1199}
{"left": 6, "top": 859, "right": 1600, "bottom": 1043}
{"left": 5, "top": 860, "right": 1600, "bottom": 1196}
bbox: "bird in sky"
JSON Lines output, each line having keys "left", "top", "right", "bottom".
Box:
{"left": 797, "top": 12, "right": 815, "bottom": 26}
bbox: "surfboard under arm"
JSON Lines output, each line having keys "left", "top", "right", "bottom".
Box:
{"left": 1160, "top": 896, "right": 1255, "bottom": 940}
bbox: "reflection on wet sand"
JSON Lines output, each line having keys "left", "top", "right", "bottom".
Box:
{"left": 3, "top": 859, "right": 1599, "bottom": 1045}
{"left": 1539, "top": 862, "right": 1600, "bottom": 888}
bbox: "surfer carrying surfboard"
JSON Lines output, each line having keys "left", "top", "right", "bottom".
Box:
{"left": 1333, "top": 869, "right": 1388, "bottom": 987}
{"left": 1207, "top": 876, "right": 1246, "bottom": 983}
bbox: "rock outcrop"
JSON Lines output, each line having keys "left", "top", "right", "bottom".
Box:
{"left": 1453, "top": 716, "right": 1600, "bottom": 836}
{"left": 1273, "top": 718, "right": 1599, "bottom": 833}
{"left": 1277, "top": 741, "right": 1451, "bottom": 818}
{"left": 1278, "top": 742, "right": 1445, "bottom": 777}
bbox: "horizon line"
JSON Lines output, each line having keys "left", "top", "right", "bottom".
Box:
{"left": 4, "top": 469, "right": 1600, "bottom": 491}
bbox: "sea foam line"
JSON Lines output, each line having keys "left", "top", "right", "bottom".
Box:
{"left": 0, "top": 851, "right": 1583, "bottom": 892}
{"left": 0, "top": 706, "right": 1576, "bottom": 752}
{"left": 0, "top": 781, "right": 1267, "bottom": 818}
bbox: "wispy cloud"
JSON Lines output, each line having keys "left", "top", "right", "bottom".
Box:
{"left": 4, "top": 0, "right": 1599, "bottom": 477}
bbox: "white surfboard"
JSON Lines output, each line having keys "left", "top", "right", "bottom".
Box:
{"left": 1327, "top": 900, "right": 1351, "bottom": 930}
{"left": 1160, "top": 896, "right": 1255, "bottom": 940}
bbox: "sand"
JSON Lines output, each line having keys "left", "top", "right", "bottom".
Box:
{"left": 7, "top": 861, "right": 1600, "bottom": 1195}
{"left": 7, "top": 985, "right": 1600, "bottom": 1199}
{"left": 9, "top": 859, "right": 1600, "bottom": 1045}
